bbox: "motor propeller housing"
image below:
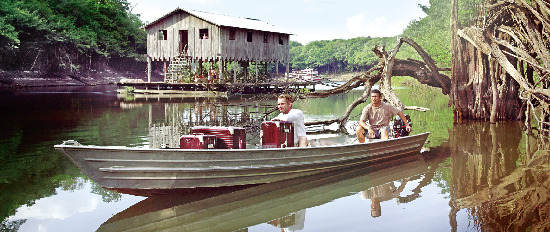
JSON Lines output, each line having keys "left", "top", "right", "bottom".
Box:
{"left": 393, "top": 114, "right": 412, "bottom": 138}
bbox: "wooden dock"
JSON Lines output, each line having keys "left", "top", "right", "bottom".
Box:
{"left": 118, "top": 81, "right": 319, "bottom": 96}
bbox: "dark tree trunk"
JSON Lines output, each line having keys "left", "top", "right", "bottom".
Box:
{"left": 451, "top": 0, "right": 525, "bottom": 123}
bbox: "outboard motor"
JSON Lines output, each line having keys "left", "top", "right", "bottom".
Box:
{"left": 393, "top": 114, "right": 411, "bottom": 138}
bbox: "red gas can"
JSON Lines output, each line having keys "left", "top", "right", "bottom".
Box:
{"left": 179, "top": 134, "right": 217, "bottom": 149}
{"left": 261, "top": 121, "right": 294, "bottom": 148}
{"left": 190, "top": 126, "right": 246, "bottom": 149}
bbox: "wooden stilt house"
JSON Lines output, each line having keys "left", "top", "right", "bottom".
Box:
{"left": 143, "top": 8, "right": 292, "bottom": 83}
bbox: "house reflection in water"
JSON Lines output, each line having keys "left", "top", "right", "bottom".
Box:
{"left": 268, "top": 210, "right": 305, "bottom": 231}
{"left": 135, "top": 101, "right": 275, "bottom": 148}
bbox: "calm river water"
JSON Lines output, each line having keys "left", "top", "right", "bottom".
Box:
{"left": 1, "top": 84, "right": 548, "bottom": 231}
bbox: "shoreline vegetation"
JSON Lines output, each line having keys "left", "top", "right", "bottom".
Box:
{"left": 1, "top": 0, "right": 450, "bottom": 91}
{"left": 0, "top": 69, "right": 133, "bottom": 88}
{"left": 0, "top": 70, "right": 365, "bottom": 89}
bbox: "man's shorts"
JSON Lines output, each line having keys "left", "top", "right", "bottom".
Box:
{"left": 363, "top": 126, "right": 389, "bottom": 139}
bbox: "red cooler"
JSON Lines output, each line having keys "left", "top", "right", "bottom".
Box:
{"left": 231, "top": 127, "right": 247, "bottom": 149}
{"left": 261, "top": 121, "right": 294, "bottom": 148}
{"left": 180, "top": 134, "right": 217, "bottom": 149}
{"left": 190, "top": 126, "right": 246, "bottom": 149}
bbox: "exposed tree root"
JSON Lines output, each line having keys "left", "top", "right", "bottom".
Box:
{"left": 452, "top": 0, "right": 550, "bottom": 133}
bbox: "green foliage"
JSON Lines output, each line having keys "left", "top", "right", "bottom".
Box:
{"left": 298, "top": 88, "right": 311, "bottom": 94}
{"left": 395, "top": 85, "right": 453, "bottom": 148}
{"left": 289, "top": 37, "right": 401, "bottom": 74}
{"left": 400, "top": 0, "right": 479, "bottom": 68}
{"left": 0, "top": 0, "right": 147, "bottom": 70}
{"left": 124, "top": 86, "right": 135, "bottom": 93}
{"left": 91, "top": 183, "right": 122, "bottom": 203}
{"left": 289, "top": 0, "right": 482, "bottom": 74}
{"left": 0, "top": 0, "right": 51, "bottom": 50}
{"left": 42, "top": 0, "right": 146, "bottom": 56}
{"left": 402, "top": 0, "right": 452, "bottom": 68}
{"left": 288, "top": 31, "right": 449, "bottom": 75}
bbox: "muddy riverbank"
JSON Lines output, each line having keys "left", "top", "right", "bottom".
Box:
{"left": 0, "top": 69, "right": 145, "bottom": 89}
{"left": 0, "top": 69, "right": 361, "bottom": 90}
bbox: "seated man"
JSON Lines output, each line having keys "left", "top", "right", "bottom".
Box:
{"left": 272, "top": 94, "right": 308, "bottom": 147}
{"left": 356, "top": 89, "right": 411, "bottom": 142}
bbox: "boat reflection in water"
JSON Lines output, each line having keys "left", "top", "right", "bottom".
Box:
{"left": 98, "top": 152, "right": 432, "bottom": 232}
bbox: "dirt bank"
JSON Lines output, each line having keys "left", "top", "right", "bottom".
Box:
{"left": 0, "top": 69, "right": 146, "bottom": 89}
{"left": 0, "top": 69, "right": 364, "bottom": 90}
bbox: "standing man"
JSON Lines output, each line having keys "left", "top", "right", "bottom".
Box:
{"left": 272, "top": 94, "right": 308, "bottom": 147}
{"left": 356, "top": 89, "right": 411, "bottom": 142}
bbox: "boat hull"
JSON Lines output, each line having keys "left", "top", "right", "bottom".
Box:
{"left": 97, "top": 153, "right": 428, "bottom": 231}
{"left": 54, "top": 132, "right": 429, "bottom": 196}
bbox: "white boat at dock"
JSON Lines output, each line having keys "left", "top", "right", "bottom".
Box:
{"left": 288, "top": 68, "right": 321, "bottom": 81}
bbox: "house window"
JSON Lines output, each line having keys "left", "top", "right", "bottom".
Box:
{"left": 229, "top": 28, "right": 236, "bottom": 40}
{"left": 263, "top": 32, "right": 269, "bottom": 43}
{"left": 279, "top": 34, "right": 284, "bottom": 45}
{"left": 158, "top": 30, "right": 167, "bottom": 40}
{"left": 247, "top": 30, "right": 253, "bottom": 42}
{"left": 200, "top": 28, "right": 209, "bottom": 39}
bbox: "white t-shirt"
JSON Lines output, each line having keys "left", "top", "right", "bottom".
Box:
{"left": 276, "top": 109, "right": 307, "bottom": 144}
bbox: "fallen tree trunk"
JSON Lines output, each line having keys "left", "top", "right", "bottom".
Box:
{"left": 305, "top": 37, "right": 450, "bottom": 130}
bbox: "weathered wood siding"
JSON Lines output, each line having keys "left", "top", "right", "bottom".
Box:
{"left": 146, "top": 11, "right": 289, "bottom": 63}
{"left": 219, "top": 27, "right": 289, "bottom": 62}
{"left": 147, "top": 12, "right": 220, "bottom": 62}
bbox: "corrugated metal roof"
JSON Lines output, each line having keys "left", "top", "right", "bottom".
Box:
{"left": 143, "top": 8, "right": 292, "bottom": 35}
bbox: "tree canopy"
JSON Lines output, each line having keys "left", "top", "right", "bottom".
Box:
{"left": 288, "top": 0, "right": 465, "bottom": 74}
{"left": 0, "top": 0, "right": 146, "bottom": 72}
{"left": 289, "top": 37, "right": 403, "bottom": 74}
{"left": 0, "top": 0, "right": 468, "bottom": 78}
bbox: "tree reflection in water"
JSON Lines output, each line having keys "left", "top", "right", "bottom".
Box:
{"left": 4, "top": 86, "right": 550, "bottom": 231}
{"left": 448, "top": 122, "right": 550, "bottom": 232}
{"left": 112, "top": 102, "right": 550, "bottom": 231}
{"left": 147, "top": 102, "right": 274, "bottom": 148}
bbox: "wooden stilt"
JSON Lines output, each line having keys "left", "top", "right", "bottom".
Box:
{"left": 199, "top": 59, "right": 203, "bottom": 76}
{"left": 147, "top": 56, "right": 152, "bottom": 83}
{"left": 285, "top": 60, "right": 290, "bottom": 79}
{"left": 242, "top": 61, "right": 249, "bottom": 83}
{"left": 233, "top": 61, "right": 237, "bottom": 83}
{"left": 219, "top": 59, "right": 224, "bottom": 83}
{"left": 163, "top": 61, "right": 168, "bottom": 82}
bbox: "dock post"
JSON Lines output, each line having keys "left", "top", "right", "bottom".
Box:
{"left": 233, "top": 61, "right": 237, "bottom": 83}
{"left": 199, "top": 59, "right": 203, "bottom": 76}
{"left": 163, "top": 61, "right": 168, "bottom": 83}
{"left": 285, "top": 60, "right": 290, "bottom": 79}
{"left": 242, "top": 61, "right": 249, "bottom": 83}
{"left": 255, "top": 61, "right": 258, "bottom": 82}
{"left": 244, "top": 61, "right": 248, "bottom": 83}
{"left": 147, "top": 56, "right": 152, "bottom": 83}
{"left": 219, "top": 59, "right": 224, "bottom": 83}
